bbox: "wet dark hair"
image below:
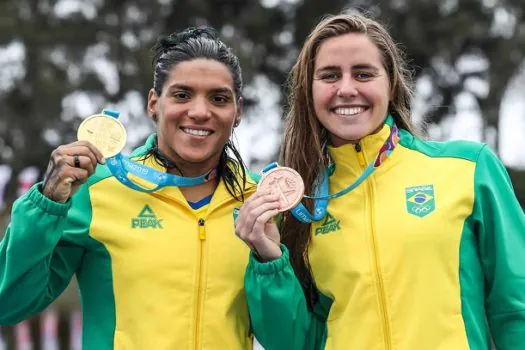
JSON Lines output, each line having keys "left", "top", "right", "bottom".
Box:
{"left": 151, "top": 26, "right": 243, "bottom": 100}
{"left": 145, "top": 26, "right": 248, "bottom": 201}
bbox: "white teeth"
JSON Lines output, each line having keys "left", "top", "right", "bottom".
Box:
{"left": 182, "top": 128, "right": 212, "bottom": 136}
{"left": 334, "top": 107, "right": 365, "bottom": 116}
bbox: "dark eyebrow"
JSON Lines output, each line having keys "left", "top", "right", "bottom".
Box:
{"left": 168, "top": 83, "right": 193, "bottom": 92}
{"left": 167, "top": 84, "right": 234, "bottom": 95}
{"left": 209, "top": 87, "right": 234, "bottom": 95}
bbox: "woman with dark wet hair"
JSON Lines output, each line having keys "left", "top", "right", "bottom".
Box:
{"left": 0, "top": 27, "right": 258, "bottom": 350}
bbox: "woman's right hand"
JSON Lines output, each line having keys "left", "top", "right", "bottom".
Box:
{"left": 41, "top": 141, "right": 105, "bottom": 203}
{"left": 235, "top": 190, "right": 283, "bottom": 262}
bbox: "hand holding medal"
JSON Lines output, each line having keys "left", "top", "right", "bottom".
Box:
{"left": 40, "top": 117, "right": 109, "bottom": 203}
{"left": 234, "top": 163, "right": 304, "bottom": 261}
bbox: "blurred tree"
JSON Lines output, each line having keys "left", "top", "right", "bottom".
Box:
{"left": 381, "top": 0, "right": 524, "bottom": 147}
{"left": 0, "top": 0, "right": 150, "bottom": 210}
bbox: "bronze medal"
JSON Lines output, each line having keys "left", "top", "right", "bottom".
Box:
{"left": 258, "top": 167, "right": 305, "bottom": 212}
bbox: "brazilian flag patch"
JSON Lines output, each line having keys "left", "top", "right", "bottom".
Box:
{"left": 405, "top": 185, "right": 435, "bottom": 218}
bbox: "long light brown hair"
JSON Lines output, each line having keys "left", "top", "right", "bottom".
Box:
{"left": 279, "top": 12, "right": 418, "bottom": 309}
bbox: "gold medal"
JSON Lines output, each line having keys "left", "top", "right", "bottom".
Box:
{"left": 258, "top": 167, "right": 305, "bottom": 212}
{"left": 77, "top": 114, "right": 127, "bottom": 158}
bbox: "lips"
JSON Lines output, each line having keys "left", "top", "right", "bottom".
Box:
{"left": 332, "top": 106, "right": 368, "bottom": 116}
{"left": 181, "top": 127, "right": 213, "bottom": 136}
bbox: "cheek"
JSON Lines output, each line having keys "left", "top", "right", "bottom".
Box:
{"left": 161, "top": 107, "right": 186, "bottom": 127}
{"left": 378, "top": 79, "right": 391, "bottom": 105}
{"left": 364, "top": 83, "right": 390, "bottom": 109}
{"left": 157, "top": 112, "right": 181, "bottom": 135}
{"left": 219, "top": 115, "right": 235, "bottom": 133}
{"left": 312, "top": 84, "right": 335, "bottom": 111}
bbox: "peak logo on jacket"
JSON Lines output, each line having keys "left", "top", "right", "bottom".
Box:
{"left": 131, "top": 205, "right": 164, "bottom": 229}
{"left": 315, "top": 212, "right": 341, "bottom": 235}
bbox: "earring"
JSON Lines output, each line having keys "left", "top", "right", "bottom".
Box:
{"left": 233, "top": 121, "right": 240, "bottom": 127}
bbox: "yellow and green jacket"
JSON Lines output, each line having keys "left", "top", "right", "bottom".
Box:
{"left": 0, "top": 135, "right": 258, "bottom": 350}
{"left": 246, "top": 123, "right": 525, "bottom": 350}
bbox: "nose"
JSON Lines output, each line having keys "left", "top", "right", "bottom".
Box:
{"left": 336, "top": 75, "right": 358, "bottom": 98}
{"left": 187, "top": 96, "right": 211, "bottom": 121}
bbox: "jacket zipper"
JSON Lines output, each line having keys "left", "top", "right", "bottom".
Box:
{"left": 191, "top": 186, "right": 257, "bottom": 349}
{"left": 355, "top": 142, "right": 392, "bottom": 350}
{"left": 194, "top": 217, "right": 206, "bottom": 349}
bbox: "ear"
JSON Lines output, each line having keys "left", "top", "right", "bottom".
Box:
{"left": 147, "top": 89, "right": 159, "bottom": 122}
{"left": 234, "top": 97, "right": 243, "bottom": 127}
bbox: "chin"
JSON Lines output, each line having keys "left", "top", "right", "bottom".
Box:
{"left": 330, "top": 132, "right": 368, "bottom": 146}
{"left": 180, "top": 155, "right": 210, "bottom": 164}
{"left": 346, "top": 124, "right": 377, "bottom": 139}
{"left": 183, "top": 150, "right": 219, "bottom": 163}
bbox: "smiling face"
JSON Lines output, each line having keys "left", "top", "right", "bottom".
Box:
{"left": 312, "top": 32, "right": 391, "bottom": 147}
{"left": 147, "top": 58, "right": 242, "bottom": 173}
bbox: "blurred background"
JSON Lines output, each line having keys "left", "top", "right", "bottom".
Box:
{"left": 0, "top": 0, "right": 524, "bottom": 348}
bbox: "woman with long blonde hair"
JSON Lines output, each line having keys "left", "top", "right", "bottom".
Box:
{"left": 236, "top": 12, "right": 525, "bottom": 350}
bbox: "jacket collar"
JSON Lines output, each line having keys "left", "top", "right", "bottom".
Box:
{"left": 328, "top": 120, "right": 394, "bottom": 177}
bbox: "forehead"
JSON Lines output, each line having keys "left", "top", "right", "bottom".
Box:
{"left": 166, "top": 58, "right": 234, "bottom": 89}
{"left": 314, "top": 33, "right": 383, "bottom": 68}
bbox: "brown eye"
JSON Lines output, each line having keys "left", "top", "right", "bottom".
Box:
{"left": 211, "top": 95, "right": 230, "bottom": 105}
{"left": 173, "top": 91, "right": 190, "bottom": 101}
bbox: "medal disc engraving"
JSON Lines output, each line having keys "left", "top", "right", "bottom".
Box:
{"left": 77, "top": 114, "right": 127, "bottom": 158}
{"left": 258, "top": 167, "right": 305, "bottom": 212}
